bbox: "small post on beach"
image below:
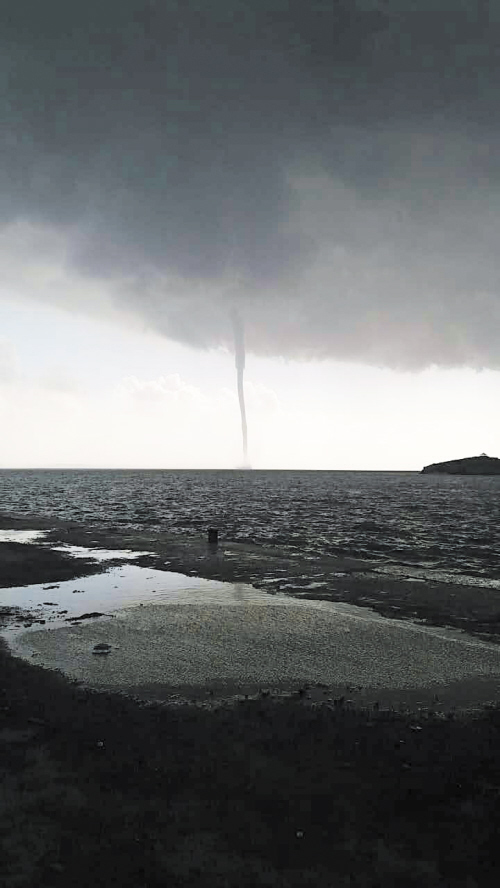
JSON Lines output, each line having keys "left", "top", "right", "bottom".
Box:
{"left": 208, "top": 527, "right": 219, "bottom": 548}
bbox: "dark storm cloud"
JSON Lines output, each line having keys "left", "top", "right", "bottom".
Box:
{"left": 2, "top": 1, "right": 500, "bottom": 368}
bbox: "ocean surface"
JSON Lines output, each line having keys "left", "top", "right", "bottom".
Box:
{"left": 2, "top": 469, "right": 500, "bottom": 584}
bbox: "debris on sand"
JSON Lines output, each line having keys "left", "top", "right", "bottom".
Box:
{"left": 92, "top": 643, "right": 112, "bottom": 655}
{"left": 66, "top": 612, "right": 106, "bottom": 622}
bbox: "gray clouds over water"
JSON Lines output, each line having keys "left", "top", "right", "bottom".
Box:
{"left": 2, "top": 1, "right": 500, "bottom": 368}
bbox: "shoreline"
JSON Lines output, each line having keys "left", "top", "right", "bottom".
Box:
{"left": 3, "top": 511, "right": 500, "bottom": 643}
{"left": 1, "top": 514, "right": 500, "bottom": 714}
{"left": 2, "top": 514, "right": 500, "bottom": 885}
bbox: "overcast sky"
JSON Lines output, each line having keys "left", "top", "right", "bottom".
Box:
{"left": 1, "top": 1, "right": 499, "bottom": 469}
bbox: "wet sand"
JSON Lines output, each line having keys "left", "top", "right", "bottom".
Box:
{"left": 2, "top": 518, "right": 500, "bottom": 710}
{"left": 3, "top": 514, "right": 500, "bottom": 642}
{"left": 2, "top": 518, "right": 500, "bottom": 885}
{"left": 10, "top": 590, "right": 500, "bottom": 710}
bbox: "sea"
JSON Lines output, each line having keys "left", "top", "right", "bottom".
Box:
{"left": 1, "top": 469, "right": 500, "bottom": 585}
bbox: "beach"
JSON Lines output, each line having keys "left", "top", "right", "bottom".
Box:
{"left": 2, "top": 498, "right": 500, "bottom": 886}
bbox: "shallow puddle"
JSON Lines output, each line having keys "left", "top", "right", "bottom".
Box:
{"left": 51, "top": 544, "right": 151, "bottom": 562}
{"left": 0, "top": 564, "right": 246, "bottom": 629}
{"left": 2, "top": 559, "right": 500, "bottom": 653}
{"left": 2, "top": 532, "right": 500, "bottom": 707}
{"left": 0, "top": 527, "right": 151, "bottom": 563}
{"left": 0, "top": 529, "right": 47, "bottom": 544}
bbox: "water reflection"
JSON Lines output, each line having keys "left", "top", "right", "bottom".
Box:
{"left": 1, "top": 564, "right": 291, "bottom": 632}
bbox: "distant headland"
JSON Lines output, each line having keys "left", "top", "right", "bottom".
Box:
{"left": 421, "top": 454, "right": 500, "bottom": 475}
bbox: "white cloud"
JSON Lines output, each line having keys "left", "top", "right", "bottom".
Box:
{"left": 0, "top": 341, "right": 499, "bottom": 470}
{"left": 244, "top": 382, "right": 281, "bottom": 413}
{"left": 0, "top": 338, "right": 19, "bottom": 382}
{"left": 118, "top": 373, "right": 206, "bottom": 405}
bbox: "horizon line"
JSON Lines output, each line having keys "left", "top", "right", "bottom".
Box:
{"left": 0, "top": 466, "right": 421, "bottom": 472}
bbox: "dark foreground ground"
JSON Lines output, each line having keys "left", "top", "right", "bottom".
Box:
{"left": 2, "top": 638, "right": 500, "bottom": 888}
{"left": 2, "top": 517, "right": 500, "bottom": 886}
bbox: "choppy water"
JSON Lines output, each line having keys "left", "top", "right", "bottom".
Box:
{"left": 1, "top": 469, "right": 500, "bottom": 581}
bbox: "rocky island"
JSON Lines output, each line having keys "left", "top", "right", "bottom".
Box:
{"left": 421, "top": 454, "right": 500, "bottom": 475}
